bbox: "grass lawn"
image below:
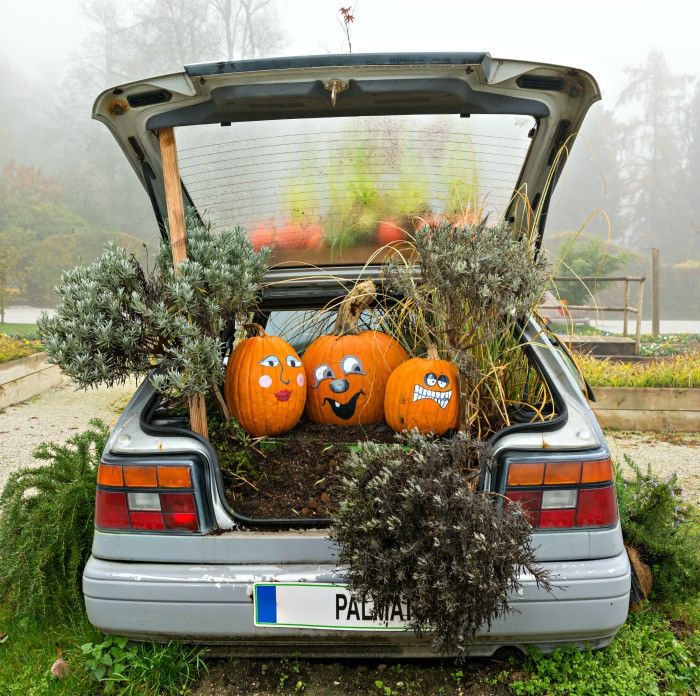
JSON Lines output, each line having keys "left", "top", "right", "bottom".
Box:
{"left": 0, "top": 322, "right": 39, "bottom": 336}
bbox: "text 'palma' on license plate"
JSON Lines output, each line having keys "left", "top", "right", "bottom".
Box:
{"left": 253, "top": 583, "right": 411, "bottom": 631}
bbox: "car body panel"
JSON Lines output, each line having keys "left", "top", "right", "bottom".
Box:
{"left": 83, "top": 550, "right": 630, "bottom": 656}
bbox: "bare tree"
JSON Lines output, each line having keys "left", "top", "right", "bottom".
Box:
{"left": 210, "top": 0, "right": 285, "bottom": 60}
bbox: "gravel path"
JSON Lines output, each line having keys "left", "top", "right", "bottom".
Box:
{"left": 0, "top": 378, "right": 137, "bottom": 491}
{"left": 0, "top": 381, "right": 698, "bottom": 503}
{"left": 604, "top": 429, "right": 699, "bottom": 504}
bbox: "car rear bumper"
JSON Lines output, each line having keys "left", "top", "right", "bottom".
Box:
{"left": 83, "top": 550, "right": 630, "bottom": 657}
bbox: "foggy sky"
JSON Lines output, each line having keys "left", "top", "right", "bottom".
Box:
{"left": 3, "top": 0, "right": 699, "bottom": 103}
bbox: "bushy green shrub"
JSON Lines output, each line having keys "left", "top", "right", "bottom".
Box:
{"left": 616, "top": 455, "right": 700, "bottom": 603}
{"left": 383, "top": 219, "right": 549, "bottom": 435}
{"left": 38, "top": 214, "right": 268, "bottom": 403}
{"left": 0, "top": 420, "right": 108, "bottom": 619}
{"left": 552, "top": 233, "right": 635, "bottom": 306}
{"left": 331, "top": 432, "right": 550, "bottom": 657}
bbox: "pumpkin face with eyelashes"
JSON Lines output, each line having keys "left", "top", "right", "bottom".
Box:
{"left": 224, "top": 323, "right": 306, "bottom": 437}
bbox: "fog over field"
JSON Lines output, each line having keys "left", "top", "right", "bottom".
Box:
{"left": 1, "top": 0, "right": 699, "bottom": 317}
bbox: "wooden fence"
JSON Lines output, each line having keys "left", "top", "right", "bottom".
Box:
{"left": 542, "top": 276, "right": 646, "bottom": 354}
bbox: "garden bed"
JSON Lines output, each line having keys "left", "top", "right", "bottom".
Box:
{"left": 221, "top": 419, "right": 396, "bottom": 520}
{"left": 0, "top": 351, "right": 62, "bottom": 409}
{"left": 593, "top": 387, "right": 700, "bottom": 432}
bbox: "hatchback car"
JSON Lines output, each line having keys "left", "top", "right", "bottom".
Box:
{"left": 83, "top": 52, "right": 630, "bottom": 657}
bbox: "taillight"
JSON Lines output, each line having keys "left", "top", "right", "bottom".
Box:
{"left": 505, "top": 458, "right": 618, "bottom": 529}
{"left": 95, "top": 463, "right": 200, "bottom": 533}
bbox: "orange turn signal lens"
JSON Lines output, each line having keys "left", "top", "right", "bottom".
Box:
{"left": 507, "top": 463, "right": 545, "bottom": 486}
{"left": 97, "top": 464, "right": 124, "bottom": 487}
{"left": 544, "top": 461, "right": 581, "bottom": 485}
{"left": 123, "top": 466, "right": 158, "bottom": 488}
{"left": 582, "top": 459, "right": 613, "bottom": 483}
{"left": 157, "top": 466, "right": 192, "bottom": 488}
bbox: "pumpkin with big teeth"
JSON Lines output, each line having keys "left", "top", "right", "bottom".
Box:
{"left": 224, "top": 323, "right": 306, "bottom": 437}
{"left": 384, "top": 345, "right": 459, "bottom": 435}
{"left": 303, "top": 280, "right": 408, "bottom": 426}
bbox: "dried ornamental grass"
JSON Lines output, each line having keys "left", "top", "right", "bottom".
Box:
{"left": 382, "top": 219, "right": 550, "bottom": 435}
{"left": 331, "top": 432, "right": 550, "bottom": 657}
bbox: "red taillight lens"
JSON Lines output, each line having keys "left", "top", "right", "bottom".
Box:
{"left": 539, "top": 509, "right": 576, "bottom": 528}
{"left": 160, "top": 493, "right": 196, "bottom": 513}
{"left": 577, "top": 486, "right": 618, "bottom": 527}
{"left": 129, "top": 511, "right": 165, "bottom": 530}
{"left": 164, "top": 513, "right": 199, "bottom": 531}
{"left": 505, "top": 491, "right": 541, "bottom": 526}
{"left": 505, "top": 457, "right": 618, "bottom": 531}
{"left": 95, "top": 491, "right": 130, "bottom": 529}
{"left": 95, "top": 462, "right": 200, "bottom": 533}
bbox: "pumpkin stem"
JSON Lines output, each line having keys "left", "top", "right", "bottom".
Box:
{"left": 243, "top": 322, "right": 267, "bottom": 338}
{"left": 426, "top": 344, "right": 439, "bottom": 360}
{"left": 333, "top": 279, "right": 377, "bottom": 335}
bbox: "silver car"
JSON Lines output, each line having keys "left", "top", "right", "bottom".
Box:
{"left": 83, "top": 53, "right": 630, "bottom": 657}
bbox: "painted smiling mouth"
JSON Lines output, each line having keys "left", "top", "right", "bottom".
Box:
{"left": 274, "top": 390, "right": 292, "bottom": 402}
{"left": 322, "top": 390, "right": 365, "bottom": 420}
{"left": 412, "top": 384, "right": 452, "bottom": 409}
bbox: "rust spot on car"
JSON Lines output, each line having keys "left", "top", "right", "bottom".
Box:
{"left": 109, "top": 99, "right": 129, "bottom": 116}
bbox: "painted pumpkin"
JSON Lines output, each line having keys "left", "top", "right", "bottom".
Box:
{"left": 384, "top": 346, "right": 459, "bottom": 435}
{"left": 224, "top": 323, "right": 306, "bottom": 437}
{"left": 303, "top": 280, "right": 408, "bottom": 426}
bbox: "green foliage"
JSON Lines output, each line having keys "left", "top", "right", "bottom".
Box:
{"left": 331, "top": 432, "right": 550, "bottom": 658}
{"left": 79, "top": 636, "right": 206, "bottom": 695}
{"left": 383, "top": 219, "right": 549, "bottom": 434}
{"left": 0, "top": 420, "right": 108, "bottom": 620}
{"left": 578, "top": 352, "right": 700, "bottom": 388}
{"left": 0, "top": 333, "right": 42, "bottom": 363}
{"left": 616, "top": 455, "right": 700, "bottom": 603}
{"left": 0, "top": 602, "right": 101, "bottom": 695}
{"left": 0, "top": 161, "right": 147, "bottom": 308}
{"left": 553, "top": 233, "right": 635, "bottom": 306}
{"left": 510, "top": 608, "right": 700, "bottom": 695}
{"left": 38, "top": 213, "right": 269, "bottom": 400}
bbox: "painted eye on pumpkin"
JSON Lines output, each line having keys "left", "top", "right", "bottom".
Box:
{"left": 258, "top": 355, "right": 281, "bottom": 368}
{"left": 313, "top": 364, "right": 335, "bottom": 388}
{"left": 341, "top": 355, "right": 366, "bottom": 375}
{"left": 286, "top": 355, "right": 302, "bottom": 368}
{"left": 437, "top": 374, "right": 450, "bottom": 388}
{"left": 424, "top": 372, "right": 437, "bottom": 387}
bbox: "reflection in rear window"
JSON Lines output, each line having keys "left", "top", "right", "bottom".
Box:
{"left": 176, "top": 114, "right": 533, "bottom": 266}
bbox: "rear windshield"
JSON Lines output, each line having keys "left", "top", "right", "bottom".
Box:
{"left": 176, "top": 114, "right": 534, "bottom": 267}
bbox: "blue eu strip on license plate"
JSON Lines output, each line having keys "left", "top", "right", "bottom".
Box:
{"left": 253, "top": 583, "right": 411, "bottom": 631}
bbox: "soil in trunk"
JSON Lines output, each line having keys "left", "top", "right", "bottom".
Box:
{"left": 219, "top": 418, "right": 397, "bottom": 521}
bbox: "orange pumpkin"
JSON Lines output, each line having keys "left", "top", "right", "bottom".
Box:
{"left": 224, "top": 323, "right": 306, "bottom": 437}
{"left": 303, "top": 280, "right": 408, "bottom": 425}
{"left": 384, "top": 346, "right": 459, "bottom": 435}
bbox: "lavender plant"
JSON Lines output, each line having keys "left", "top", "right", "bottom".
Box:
{"left": 38, "top": 214, "right": 268, "bottom": 409}
{"left": 331, "top": 431, "right": 550, "bottom": 658}
{"left": 383, "top": 219, "right": 550, "bottom": 434}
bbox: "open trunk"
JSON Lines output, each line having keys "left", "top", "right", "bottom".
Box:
{"left": 142, "top": 292, "right": 563, "bottom": 529}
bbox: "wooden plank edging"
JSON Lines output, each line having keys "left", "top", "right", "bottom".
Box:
{"left": 594, "top": 387, "right": 700, "bottom": 411}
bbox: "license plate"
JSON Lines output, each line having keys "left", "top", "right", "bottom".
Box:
{"left": 253, "top": 583, "right": 411, "bottom": 631}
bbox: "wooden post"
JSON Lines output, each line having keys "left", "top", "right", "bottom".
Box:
{"left": 159, "top": 127, "right": 209, "bottom": 439}
{"left": 634, "top": 279, "right": 645, "bottom": 356}
{"left": 622, "top": 279, "right": 630, "bottom": 337}
{"left": 651, "top": 248, "right": 660, "bottom": 336}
